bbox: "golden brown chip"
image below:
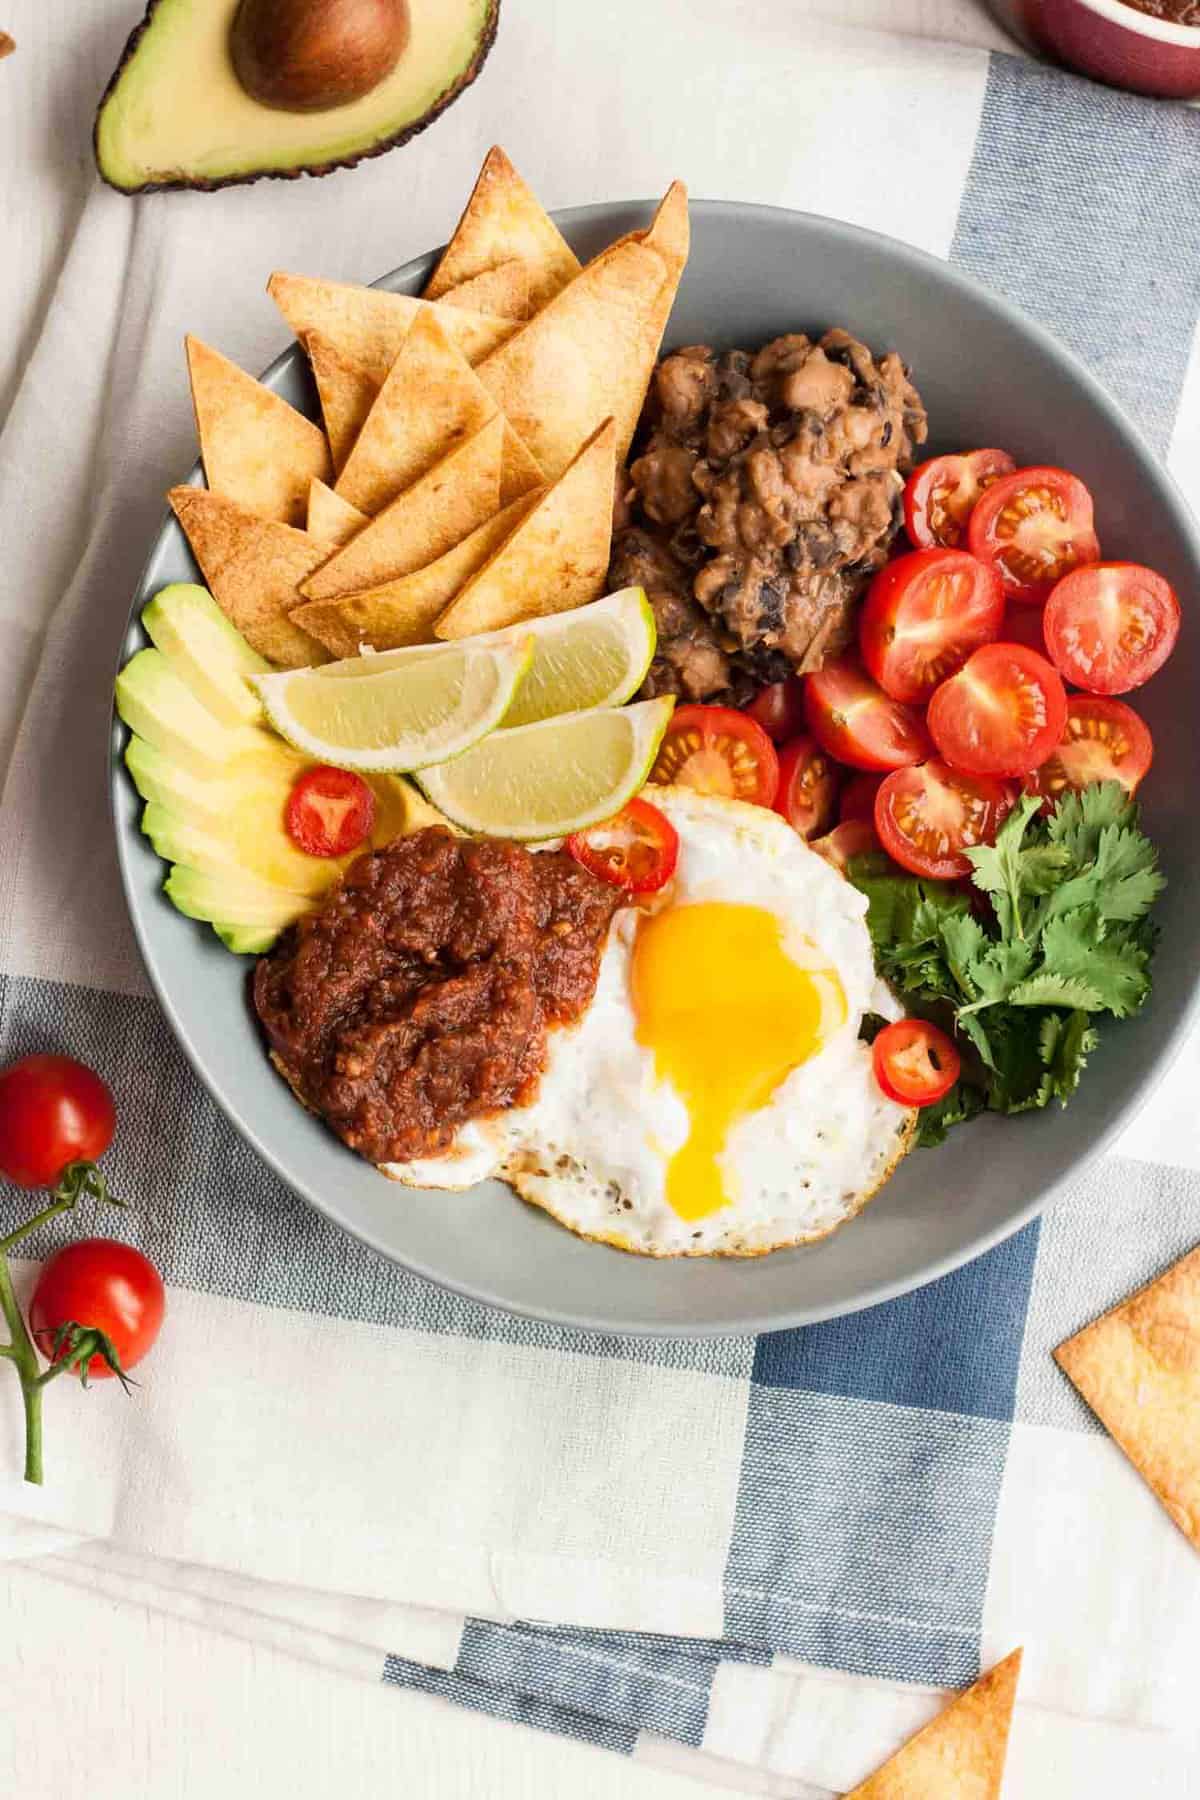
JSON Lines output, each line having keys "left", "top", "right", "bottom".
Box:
{"left": 268, "top": 273, "right": 517, "bottom": 386}
{"left": 168, "top": 487, "right": 328, "bottom": 668}
{"left": 184, "top": 336, "right": 331, "bottom": 527}
{"left": 435, "top": 419, "right": 614, "bottom": 639}
{"left": 334, "top": 310, "right": 500, "bottom": 516}
{"left": 500, "top": 424, "right": 545, "bottom": 505}
{"left": 474, "top": 183, "right": 688, "bottom": 480}
{"left": 1055, "top": 1243, "right": 1200, "bottom": 1549}
{"left": 304, "top": 331, "right": 379, "bottom": 474}
{"left": 437, "top": 259, "right": 532, "bottom": 322}
{"left": 424, "top": 146, "right": 580, "bottom": 310}
{"left": 845, "top": 1650, "right": 1022, "bottom": 1799}
{"left": 307, "top": 479, "right": 368, "bottom": 548}
{"left": 298, "top": 416, "right": 504, "bottom": 603}
{"left": 293, "top": 494, "right": 542, "bottom": 657}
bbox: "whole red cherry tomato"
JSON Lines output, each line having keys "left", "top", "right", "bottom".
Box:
{"left": 29, "top": 1239, "right": 165, "bottom": 1382}
{"left": 0, "top": 1056, "right": 116, "bottom": 1190}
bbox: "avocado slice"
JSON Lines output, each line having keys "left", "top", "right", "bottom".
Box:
{"left": 95, "top": 0, "right": 499, "bottom": 195}
{"left": 165, "top": 864, "right": 310, "bottom": 928}
{"left": 214, "top": 922, "right": 286, "bottom": 956}
{"left": 142, "top": 583, "right": 268, "bottom": 728}
{"left": 116, "top": 648, "right": 279, "bottom": 779}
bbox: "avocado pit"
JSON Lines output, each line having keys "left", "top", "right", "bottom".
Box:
{"left": 230, "top": 0, "right": 410, "bottom": 113}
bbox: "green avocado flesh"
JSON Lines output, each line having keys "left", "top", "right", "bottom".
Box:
{"left": 118, "top": 584, "right": 419, "bottom": 950}
{"left": 95, "top": 0, "right": 498, "bottom": 193}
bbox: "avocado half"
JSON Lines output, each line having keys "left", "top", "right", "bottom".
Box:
{"left": 95, "top": 0, "right": 499, "bottom": 195}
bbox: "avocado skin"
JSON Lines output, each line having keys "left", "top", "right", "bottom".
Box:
{"left": 94, "top": 0, "right": 501, "bottom": 196}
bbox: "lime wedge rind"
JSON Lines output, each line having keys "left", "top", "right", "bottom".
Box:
{"left": 415, "top": 696, "right": 676, "bottom": 840}
{"left": 253, "top": 639, "right": 533, "bottom": 774}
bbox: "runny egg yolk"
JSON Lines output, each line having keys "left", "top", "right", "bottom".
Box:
{"left": 631, "top": 901, "right": 846, "bottom": 1222}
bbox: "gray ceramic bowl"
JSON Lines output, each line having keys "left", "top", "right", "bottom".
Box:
{"left": 111, "top": 200, "right": 1200, "bottom": 1335}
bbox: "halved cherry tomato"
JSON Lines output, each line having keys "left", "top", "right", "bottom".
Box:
{"left": 773, "top": 736, "right": 839, "bottom": 840}
{"left": 903, "top": 449, "right": 1016, "bottom": 550}
{"left": 860, "top": 548, "right": 1004, "bottom": 703}
{"left": 875, "top": 760, "right": 1014, "bottom": 880}
{"left": 927, "top": 642, "right": 1068, "bottom": 778}
{"left": 804, "top": 659, "right": 930, "bottom": 773}
{"left": 839, "top": 772, "right": 883, "bottom": 823}
{"left": 566, "top": 797, "right": 679, "bottom": 894}
{"left": 285, "top": 766, "right": 377, "bottom": 858}
{"left": 1042, "top": 562, "right": 1181, "bottom": 695}
{"left": 1024, "top": 695, "right": 1153, "bottom": 807}
{"left": 967, "top": 466, "right": 1100, "bottom": 605}
{"left": 745, "top": 676, "right": 806, "bottom": 744}
{"left": 648, "top": 704, "right": 779, "bottom": 807}
{"left": 29, "top": 1239, "right": 165, "bottom": 1382}
{"left": 873, "top": 1019, "right": 961, "bottom": 1106}
{"left": 811, "top": 818, "right": 882, "bottom": 873}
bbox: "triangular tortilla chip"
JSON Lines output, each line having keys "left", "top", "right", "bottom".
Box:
{"left": 1055, "top": 1243, "right": 1200, "bottom": 1548}
{"left": 475, "top": 183, "right": 688, "bottom": 480}
{"left": 304, "top": 331, "right": 379, "bottom": 474}
{"left": 299, "top": 415, "right": 504, "bottom": 602}
{"left": 334, "top": 310, "right": 500, "bottom": 516}
{"left": 500, "top": 424, "right": 545, "bottom": 505}
{"left": 307, "top": 479, "right": 368, "bottom": 548}
{"left": 268, "top": 273, "right": 517, "bottom": 386}
{"left": 436, "top": 419, "right": 614, "bottom": 639}
{"left": 184, "top": 336, "right": 331, "bottom": 527}
{"left": 438, "top": 259, "right": 532, "bottom": 322}
{"left": 293, "top": 494, "right": 543, "bottom": 657}
{"left": 846, "top": 1651, "right": 1022, "bottom": 1799}
{"left": 425, "top": 147, "right": 580, "bottom": 310}
{"left": 168, "top": 487, "right": 328, "bottom": 668}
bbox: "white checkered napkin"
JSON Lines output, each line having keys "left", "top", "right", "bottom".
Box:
{"left": 1, "top": 16, "right": 1200, "bottom": 1797}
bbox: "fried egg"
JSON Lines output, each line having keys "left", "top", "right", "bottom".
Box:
{"left": 385, "top": 787, "right": 915, "bottom": 1256}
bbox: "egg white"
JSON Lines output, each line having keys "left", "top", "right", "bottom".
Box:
{"left": 385, "top": 787, "right": 916, "bottom": 1256}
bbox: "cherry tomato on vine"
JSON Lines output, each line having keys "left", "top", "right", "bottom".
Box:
{"left": 29, "top": 1239, "right": 165, "bottom": 1382}
{"left": 0, "top": 1056, "right": 115, "bottom": 1190}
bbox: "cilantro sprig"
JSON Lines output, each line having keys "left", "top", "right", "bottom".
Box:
{"left": 849, "top": 783, "right": 1163, "bottom": 1145}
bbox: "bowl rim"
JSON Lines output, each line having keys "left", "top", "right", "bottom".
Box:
{"left": 109, "top": 195, "right": 1200, "bottom": 1336}
{"left": 1067, "top": 0, "right": 1200, "bottom": 49}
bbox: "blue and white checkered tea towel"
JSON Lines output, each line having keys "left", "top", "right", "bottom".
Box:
{"left": 1, "top": 11, "right": 1199, "bottom": 1793}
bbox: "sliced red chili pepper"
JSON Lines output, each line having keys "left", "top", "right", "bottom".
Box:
{"left": 566, "top": 797, "right": 679, "bottom": 894}
{"left": 873, "top": 1019, "right": 961, "bottom": 1106}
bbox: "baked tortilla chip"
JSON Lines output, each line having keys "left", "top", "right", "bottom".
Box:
{"left": 293, "top": 494, "right": 542, "bottom": 657}
{"left": 184, "top": 336, "right": 331, "bottom": 527}
{"left": 424, "top": 146, "right": 580, "bottom": 310}
{"left": 436, "top": 419, "right": 614, "bottom": 639}
{"left": 500, "top": 424, "right": 545, "bottom": 505}
{"left": 438, "top": 259, "right": 532, "bottom": 322}
{"left": 299, "top": 415, "right": 504, "bottom": 603}
{"left": 335, "top": 310, "right": 500, "bottom": 516}
{"left": 1055, "top": 1243, "right": 1200, "bottom": 1549}
{"left": 846, "top": 1650, "right": 1022, "bottom": 1799}
{"left": 304, "top": 331, "right": 378, "bottom": 474}
{"left": 307, "top": 479, "right": 368, "bottom": 548}
{"left": 168, "top": 487, "right": 328, "bottom": 668}
{"left": 475, "top": 183, "right": 688, "bottom": 480}
{"left": 268, "top": 273, "right": 517, "bottom": 386}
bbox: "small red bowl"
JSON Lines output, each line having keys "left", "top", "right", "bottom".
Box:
{"left": 989, "top": 0, "right": 1200, "bottom": 97}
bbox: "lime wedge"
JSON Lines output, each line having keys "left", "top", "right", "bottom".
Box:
{"left": 254, "top": 639, "right": 533, "bottom": 774}
{"left": 415, "top": 697, "right": 675, "bottom": 840}
{"left": 312, "top": 588, "right": 656, "bottom": 729}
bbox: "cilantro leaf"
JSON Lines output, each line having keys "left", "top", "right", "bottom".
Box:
{"left": 916, "top": 1081, "right": 985, "bottom": 1147}
{"left": 1035, "top": 1009, "right": 1098, "bottom": 1107}
{"left": 1035, "top": 910, "right": 1152, "bottom": 1017}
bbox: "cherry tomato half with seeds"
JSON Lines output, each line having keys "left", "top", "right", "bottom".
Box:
{"left": 839, "top": 772, "right": 884, "bottom": 824}
{"left": 811, "top": 818, "right": 883, "bottom": 874}
{"left": 29, "top": 1239, "right": 165, "bottom": 1382}
{"left": 285, "top": 766, "right": 377, "bottom": 859}
{"left": 772, "top": 736, "right": 840, "bottom": 840}
{"left": 875, "top": 760, "right": 1015, "bottom": 881}
{"left": 566, "top": 798, "right": 679, "bottom": 894}
{"left": 648, "top": 705, "right": 779, "bottom": 808}
{"left": 967, "top": 466, "right": 1100, "bottom": 605}
{"left": 903, "top": 449, "right": 1016, "bottom": 550}
{"left": 927, "top": 642, "right": 1068, "bottom": 778}
{"left": 0, "top": 1056, "right": 115, "bottom": 1190}
{"left": 1042, "top": 562, "right": 1181, "bottom": 695}
{"left": 873, "top": 1019, "right": 961, "bottom": 1107}
{"left": 1024, "top": 694, "right": 1153, "bottom": 808}
{"left": 860, "top": 547, "right": 1005, "bottom": 704}
{"left": 744, "top": 676, "right": 807, "bottom": 744}
{"left": 803, "top": 658, "right": 931, "bottom": 773}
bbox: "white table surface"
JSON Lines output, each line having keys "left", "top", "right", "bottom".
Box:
{"left": 0, "top": 4, "right": 1056, "bottom": 1797}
